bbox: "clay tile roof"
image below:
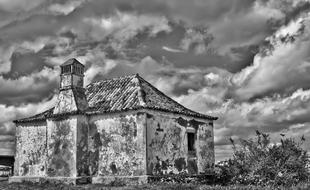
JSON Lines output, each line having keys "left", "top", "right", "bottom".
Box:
{"left": 15, "top": 108, "right": 54, "bottom": 123}
{"left": 15, "top": 74, "right": 217, "bottom": 123}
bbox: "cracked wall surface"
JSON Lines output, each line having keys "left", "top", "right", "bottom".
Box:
{"left": 89, "top": 113, "right": 147, "bottom": 177}
{"left": 61, "top": 74, "right": 72, "bottom": 88}
{"left": 76, "top": 116, "right": 89, "bottom": 177}
{"left": 13, "top": 110, "right": 214, "bottom": 181}
{"left": 54, "top": 74, "right": 88, "bottom": 114}
{"left": 47, "top": 118, "right": 77, "bottom": 177}
{"left": 53, "top": 90, "right": 78, "bottom": 114}
{"left": 72, "top": 75, "right": 83, "bottom": 87}
{"left": 146, "top": 112, "right": 214, "bottom": 175}
{"left": 197, "top": 122, "right": 214, "bottom": 173}
{"left": 14, "top": 122, "right": 47, "bottom": 177}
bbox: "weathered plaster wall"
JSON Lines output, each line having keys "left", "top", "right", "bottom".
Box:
{"left": 55, "top": 72, "right": 88, "bottom": 114}
{"left": 14, "top": 122, "right": 47, "bottom": 177}
{"left": 60, "top": 74, "right": 71, "bottom": 88}
{"left": 13, "top": 109, "right": 213, "bottom": 182}
{"left": 72, "top": 75, "right": 83, "bottom": 87}
{"left": 197, "top": 122, "right": 214, "bottom": 173}
{"left": 76, "top": 116, "right": 89, "bottom": 177}
{"left": 47, "top": 117, "right": 77, "bottom": 177}
{"left": 89, "top": 112, "right": 147, "bottom": 177}
{"left": 146, "top": 111, "right": 214, "bottom": 175}
{"left": 53, "top": 90, "right": 78, "bottom": 114}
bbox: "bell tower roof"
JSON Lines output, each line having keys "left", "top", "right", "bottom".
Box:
{"left": 61, "top": 58, "right": 84, "bottom": 67}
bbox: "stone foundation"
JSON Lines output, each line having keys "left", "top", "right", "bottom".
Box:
{"left": 92, "top": 175, "right": 149, "bottom": 185}
{"left": 9, "top": 175, "right": 147, "bottom": 185}
{"left": 9, "top": 174, "right": 214, "bottom": 185}
{"left": 8, "top": 176, "right": 91, "bottom": 185}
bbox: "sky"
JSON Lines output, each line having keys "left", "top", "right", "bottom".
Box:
{"left": 1, "top": 0, "right": 310, "bottom": 161}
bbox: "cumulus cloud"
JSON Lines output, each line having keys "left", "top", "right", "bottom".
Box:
{"left": 0, "top": 95, "right": 56, "bottom": 156}
{"left": 47, "top": 0, "right": 85, "bottom": 15}
{"left": 179, "top": 27, "right": 214, "bottom": 54}
{"left": 175, "top": 85, "right": 310, "bottom": 161}
{"left": 233, "top": 16, "right": 310, "bottom": 100}
{"left": 1, "top": 0, "right": 310, "bottom": 161}
{"left": 72, "top": 12, "right": 172, "bottom": 43}
{"left": 0, "top": 44, "right": 15, "bottom": 73}
{"left": 162, "top": 46, "right": 184, "bottom": 53}
{"left": 0, "top": 0, "right": 43, "bottom": 12}
{"left": 0, "top": 67, "right": 58, "bottom": 105}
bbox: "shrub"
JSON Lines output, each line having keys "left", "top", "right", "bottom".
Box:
{"left": 214, "top": 160, "right": 235, "bottom": 185}
{"left": 219, "top": 131, "right": 310, "bottom": 186}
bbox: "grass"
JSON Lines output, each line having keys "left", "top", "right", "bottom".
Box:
{"left": 1, "top": 181, "right": 310, "bottom": 190}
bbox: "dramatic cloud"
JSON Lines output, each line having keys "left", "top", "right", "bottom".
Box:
{"left": 0, "top": 67, "right": 58, "bottom": 105}
{"left": 0, "top": 95, "right": 56, "bottom": 155}
{"left": 177, "top": 85, "right": 310, "bottom": 160}
{"left": 1, "top": 0, "right": 310, "bottom": 161}
{"left": 0, "top": 0, "right": 43, "bottom": 12}
{"left": 47, "top": 0, "right": 85, "bottom": 15}
{"left": 234, "top": 16, "right": 310, "bottom": 100}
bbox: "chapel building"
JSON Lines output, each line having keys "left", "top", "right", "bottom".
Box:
{"left": 10, "top": 58, "right": 217, "bottom": 184}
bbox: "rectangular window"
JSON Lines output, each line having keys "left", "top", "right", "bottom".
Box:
{"left": 187, "top": 132, "right": 195, "bottom": 152}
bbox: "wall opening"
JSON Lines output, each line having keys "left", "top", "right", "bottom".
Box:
{"left": 61, "top": 65, "right": 71, "bottom": 74}
{"left": 187, "top": 132, "right": 196, "bottom": 155}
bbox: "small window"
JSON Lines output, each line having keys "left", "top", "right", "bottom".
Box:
{"left": 187, "top": 132, "right": 195, "bottom": 152}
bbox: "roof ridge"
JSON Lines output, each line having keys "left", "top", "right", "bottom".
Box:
{"left": 133, "top": 74, "right": 147, "bottom": 107}
{"left": 86, "top": 74, "right": 137, "bottom": 88}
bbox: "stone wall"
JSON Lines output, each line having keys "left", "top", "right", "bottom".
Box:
{"left": 14, "top": 122, "right": 47, "bottom": 177}
{"left": 89, "top": 112, "right": 147, "bottom": 178}
{"left": 145, "top": 111, "right": 214, "bottom": 175}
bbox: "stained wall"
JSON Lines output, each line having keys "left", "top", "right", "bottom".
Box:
{"left": 197, "top": 122, "right": 214, "bottom": 173}
{"left": 145, "top": 111, "right": 214, "bottom": 175}
{"left": 53, "top": 90, "right": 78, "bottom": 114}
{"left": 76, "top": 116, "right": 89, "bottom": 176}
{"left": 13, "top": 110, "right": 214, "bottom": 180}
{"left": 14, "top": 122, "right": 47, "bottom": 177}
{"left": 89, "top": 112, "right": 147, "bottom": 177}
{"left": 46, "top": 117, "right": 77, "bottom": 177}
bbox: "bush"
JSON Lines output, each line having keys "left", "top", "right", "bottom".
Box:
{"left": 218, "top": 131, "right": 310, "bottom": 187}
{"left": 214, "top": 160, "right": 235, "bottom": 185}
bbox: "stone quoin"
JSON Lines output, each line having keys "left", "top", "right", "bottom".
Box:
{"left": 9, "top": 58, "right": 218, "bottom": 185}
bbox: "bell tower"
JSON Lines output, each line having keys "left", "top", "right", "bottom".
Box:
{"left": 53, "top": 58, "right": 88, "bottom": 114}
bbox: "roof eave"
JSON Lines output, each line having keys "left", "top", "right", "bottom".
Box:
{"left": 14, "top": 107, "right": 218, "bottom": 124}
{"left": 86, "top": 107, "right": 218, "bottom": 121}
{"left": 14, "top": 118, "right": 47, "bottom": 124}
